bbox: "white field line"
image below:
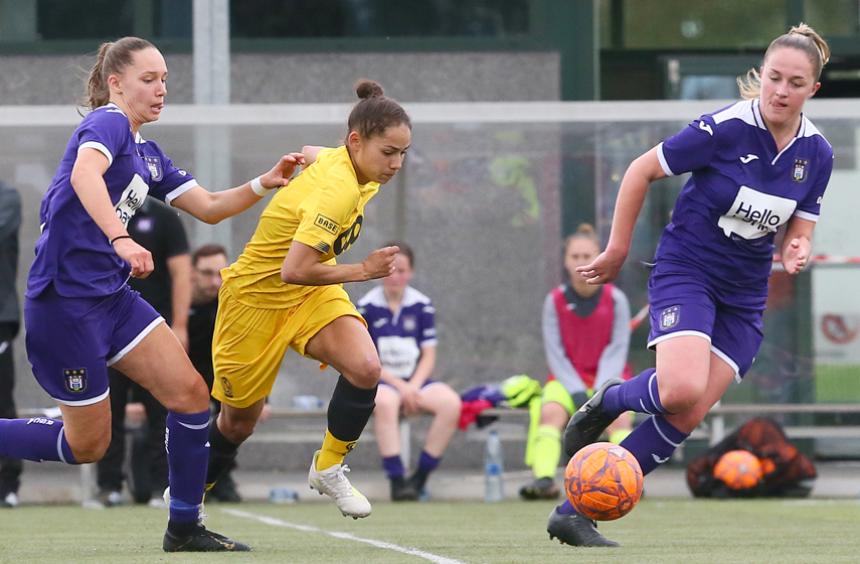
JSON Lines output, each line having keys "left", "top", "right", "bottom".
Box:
{"left": 221, "top": 508, "right": 465, "bottom": 564}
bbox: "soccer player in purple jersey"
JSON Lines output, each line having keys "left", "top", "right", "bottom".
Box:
{"left": 555, "top": 24, "right": 833, "bottom": 547}
{"left": 0, "top": 37, "right": 304, "bottom": 552}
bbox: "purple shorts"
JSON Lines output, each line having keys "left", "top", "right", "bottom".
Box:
{"left": 646, "top": 261, "right": 766, "bottom": 378}
{"left": 24, "top": 284, "right": 163, "bottom": 406}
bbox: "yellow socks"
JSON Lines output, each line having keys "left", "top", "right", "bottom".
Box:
{"left": 532, "top": 425, "right": 562, "bottom": 479}
{"left": 316, "top": 429, "right": 357, "bottom": 471}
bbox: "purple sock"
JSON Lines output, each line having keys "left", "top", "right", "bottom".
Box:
{"left": 0, "top": 417, "right": 78, "bottom": 464}
{"left": 602, "top": 368, "right": 666, "bottom": 416}
{"left": 382, "top": 455, "right": 405, "bottom": 480}
{"left": 417, "top": 450, "right": 440, "bottom": 474}
{"left": 620, "top": 415, "right": 689, "bottom": 475}
{"left": 166, "top": 410, "right": 210, "bottom": 524}
{"left": 556, "top": 499, "right": 577, "bottom": 515}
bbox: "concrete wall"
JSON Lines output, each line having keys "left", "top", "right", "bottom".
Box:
{"left": 0, "top": 51, "right": 560, "bottom": 105}
{"left": 1, "top": 51, "right": 563, "bottom": 412}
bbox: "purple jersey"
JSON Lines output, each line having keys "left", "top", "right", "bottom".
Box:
{"left": 357, "top": 286, "right": 437, "bottom": 380}
{"left": 27, "top": 103, "right": 198, "bottom": 299}
{"left": 655, "top": 99, "right": 833, "bottom": 289}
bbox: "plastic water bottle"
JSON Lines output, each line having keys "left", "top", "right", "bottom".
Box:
{"left": 484, "top": 429, "right": 504, "bottom": 502}
{"left": 269, "top": 487, "right": 299, "bottom": 504}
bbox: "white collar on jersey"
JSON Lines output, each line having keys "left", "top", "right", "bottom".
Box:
{"left": 102, "top": 102, "right": 146, "bottom": 144}
{"left": 358, "top": 285, "right": 432, "bottom": 309}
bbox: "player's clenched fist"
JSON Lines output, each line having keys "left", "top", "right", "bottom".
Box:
{"left": 362, "top": 245, "right": 400, "bottom": 280}
{"left": 113, "top": 237, "right": 154, "bottom": 278}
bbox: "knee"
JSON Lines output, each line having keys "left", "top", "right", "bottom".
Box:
{"left": 346, "top": 355, "right": 381, "bottom": 389}
{"left": 69, "top": 429, "right": 111, "bottom": 464}
{"left": 539, "top": 401, "right": 568, "bottom": 429}
{"left": 164, "top": 374, "right": 210, "bottom": 413}
{"left": 374, "top": 393, "right": 400, "bottom": 420}
{"left": 658, "top": 376, "right": 708, "bottom": 414}
{"left": 219, "top": 416, "right": 256, "bottom": 444}
{"left": 441, "top": 393, "right": 462, "bottom": 421}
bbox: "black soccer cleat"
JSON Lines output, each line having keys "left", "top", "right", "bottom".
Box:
{"left": 546, "top": 506, "right": 619, "bottom": 547}
{"left": 163, "top": 525, "right": 251, "bottom": 552}
{"left": 563, "top": 378, "right": 623, "bottom": 458}
{"left": 519, "top": 477, "right": 561, "bottom": 501}
{"left": 390, "top": 476, "right": 419, "bottom": 502}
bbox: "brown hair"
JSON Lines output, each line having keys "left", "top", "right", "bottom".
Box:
{"left": 737, "top": 23, "right": 830, "bottom": 100}
{"left": 563, "top": 223, "right": 600, "bottom": 253}
{"left": 83, "top": 36, "right": 155, "bottom": 109}
{"left": 192, "top": 243, "right": 228, "bottom": 266}
{"left": 347, "top": 79, "right": 411, "bottom": 140}
{"left": 385, "top": 240, "right": 414, "bottom": 268}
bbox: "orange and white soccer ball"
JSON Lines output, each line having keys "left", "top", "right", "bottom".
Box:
{"left": 713, "top": 449, "right": 763, "bottom": 490}
{"left": 564, "top": 442, "right": 644, "bottom": 521}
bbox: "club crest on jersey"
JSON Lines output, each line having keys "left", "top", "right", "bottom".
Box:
{"left": 144, "top": 156, "right": 163, "bottom": 181}
{"left": 792, "top": 159, "right": 808, "bottom": 182}
{"left": 660, "top": 306, "right": 680, "bottom": 330}
{"left": 63, "top": 368, "right": 87, "bottom": 393}
{"left": 403, "top": 315, "right": 417, "bottom": 332}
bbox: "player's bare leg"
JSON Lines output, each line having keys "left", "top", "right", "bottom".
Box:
{"left": 305, "top": 316, "right": 379, "bottom": 518}
{"left": 115, "top": 323, "right": 249, "bottom": 552}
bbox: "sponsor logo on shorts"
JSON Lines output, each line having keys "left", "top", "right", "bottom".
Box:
{"left": 221, "top": 377, "right": 234, "bottom": 398}
{"left": 63, "top": 368, "right": 87, "bottom": 393}
{"left": 660, "top": 306, "right": 680, "bottom": 330}
{"left": 314, "top": 213, "right": 339, "bottom": 235}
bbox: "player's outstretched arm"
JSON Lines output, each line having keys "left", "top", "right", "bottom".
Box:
{"left": 172, "top": 152, "right": 305, "bottom": 224}
{"left": 577, "top": 147, "right": 666, "bottom": 284}
{"left": 280, "top": 242, "right": 398, "bottom": 286}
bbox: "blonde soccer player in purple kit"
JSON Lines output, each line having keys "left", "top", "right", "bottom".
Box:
{"left": 555, "top": 24, "right": 833, "bottom": 547}
{"left": 0, "top": 37, "right": 304, "bottom": 552}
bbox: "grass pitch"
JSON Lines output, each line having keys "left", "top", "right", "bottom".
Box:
{"left": 0, "top": 498, "right": 858, "bottom": 563}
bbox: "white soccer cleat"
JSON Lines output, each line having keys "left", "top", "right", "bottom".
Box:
{"left": 308, "top": 450, "right": 372, "bottom": 519}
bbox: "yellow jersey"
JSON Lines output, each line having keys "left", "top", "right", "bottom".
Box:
{"left": 221, "top": 146, "right": 379, "bottom": 309}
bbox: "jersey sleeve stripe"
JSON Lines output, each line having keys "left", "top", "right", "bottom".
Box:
{"left": 656, "top": 142, "right": 675, "bottom": 176}
{"left": 793, "top": 210, "right": 819, "bottom": 222}
{"left": 165, "top": 179, "right": 199, "bottom": 205}
{"left": 78, "top": 141, "right": 113, "bottom": 166}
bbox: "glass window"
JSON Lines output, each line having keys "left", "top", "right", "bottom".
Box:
{"left": 229, "top": 0, "right": 530, "bottom": 39}
{"left": 37, "top": 0, "right": 134, "bottom": 39}
{"left": 804, "top": 0, "right": 860, "bottom": 36}
{"left": 610, "top": 0, "right": 786, "bottom": 49}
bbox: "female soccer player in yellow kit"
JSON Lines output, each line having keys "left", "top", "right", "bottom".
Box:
{"left": 204, "top": 80, "right": 410, "bottom": 521}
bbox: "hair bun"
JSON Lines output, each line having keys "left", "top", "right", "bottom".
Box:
{"left": 576, "top": 223, "right": 595, "bottom": 236}
{"left": 355, "top": 79, "right": 384, "bottom": 99}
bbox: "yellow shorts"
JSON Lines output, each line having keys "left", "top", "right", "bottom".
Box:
{"left": 211, "top": 282, "right": 365, "bottom": 408}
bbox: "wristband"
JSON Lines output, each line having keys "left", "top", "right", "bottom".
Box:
{"left": 250, "top": 176, "right": 268, "bottom": 196}
{"left": 110, "top": 235, "right": 132, "bottom": 245}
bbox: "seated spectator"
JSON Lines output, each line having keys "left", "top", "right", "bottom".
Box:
{"left": 520, "top": 224, "right": 633, "bottom": 500}
{"left": 357, "top": 242, "right": 461, "bottom": 501}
